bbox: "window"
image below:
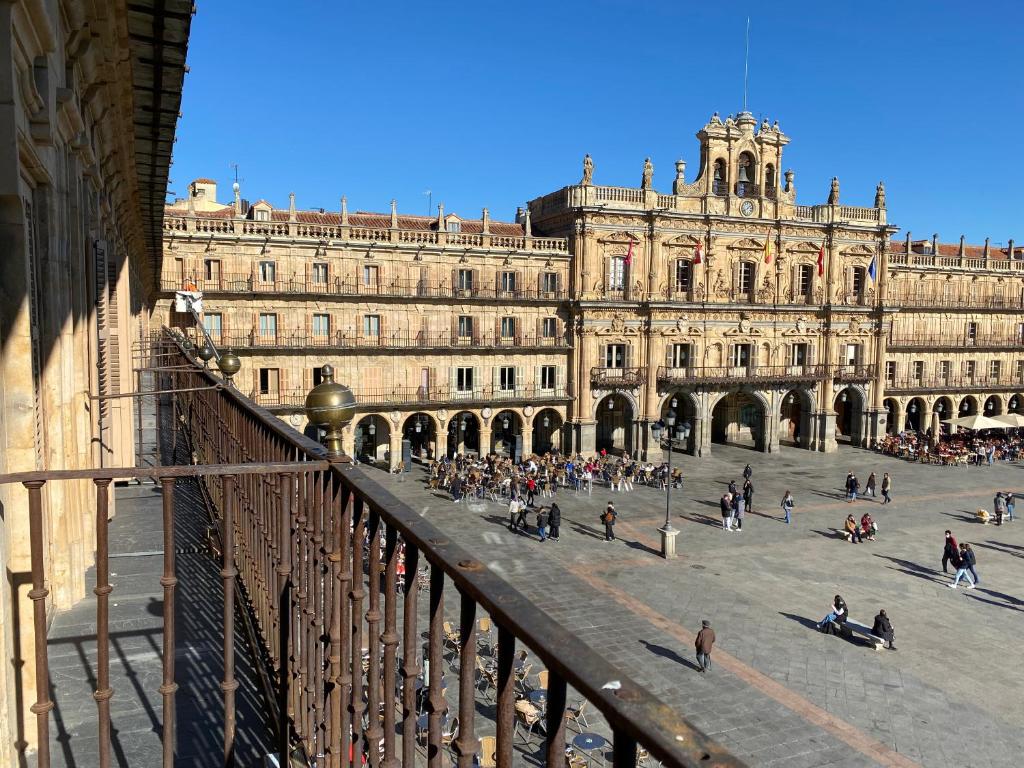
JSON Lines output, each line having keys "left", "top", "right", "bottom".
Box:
{"left": 363, "top": 315, "right": 380, "bottom": 337}
{"left": 500, "top": 271, "right": 517, "bottom": 293}
{"left": 457, "top": 269, "right": 473, "bottom": 291}
{"left": 713, "top": 158, "right": 727, "bottom": 195}
{"left": 851, "top": 266, "right": 865, "bottom": 297}
{"left": 1017, "top": 323, "right": 1024, "bottom": 344}
{"left": 797, "top": 264, "right": 813, "bottom": 300}
{"left": 965, "top": 360, "right": 976, "bottom": 382}
{"left": 541, "top": 318, "right": 557, "bottom": 338}
{"left": 966, "top": 322, "right": 978, "bottom": 343}
{"left": 254, "top": 208, "right": 270, "bottom": 222}
{"left": 540, "top": 365, "right": 556, "bottom": 390}
{"left": 500, "top": 317, "right": 515, "bottom": 338}
{"left": 498, "top": 366, "right": 516, "bottom": 391}
{"left": 258, "top": 368, "right": 280, "bottom": 395}
{"left": 203, "top": 312, "right": 222, "bottom": 341}
{"left": 844, "top": 344, "right": 860, "bottom": 366}
{"left": 674, "top": 260, "right": 692, "bottom": 293}
{"left": 670, "top": 343, "right": 691, "bottom": 369}
{"left": 542, "top": 272, "right": 558, "bottom": 294}
{"left": 738, "top": 262, "right": 755, "bottom": 294}
{"left": 732, "top": 344, "right": 751, "bottom": 368}
{"left": 457, "top": 316, "right": 474, "bottom": 339}
{"left": 258, "top": 313, "right": 277, "bottom": 339}
{"left": 312, "top": 262, "right": 328, "bottom": 284}
{"left": 311, "top": 367, "right": 323, "bottom": 387}
{"left": 204, "top": 259, "right": 220, "bottom": 282}
{"left": 605, "top": 344, "right": 626, "bottom": 369}
{"left": 913, "top": 360, "right": 924, "bottom": 382}
{"left": 312, "top": 313, "right": 330, "bottom": 337}
{"left": 885, "top": 361, "right": 896, "bottom": 384}
{"left": 939, "top": 360, "right": 951, "bottom": 382}
{"left": 736, "top": 152, "right": 755, "bottom": 196}
{"left": 1017, "top": 360, "right": 1024, "bottom": 381}
{"left": 791, "top": 343, "right": 807, "bottom": 366}
{"left": 363, "top": 265, "right": 378, "bottom": 286}
{"left": 608, "top": 257, "right": 626, "bottom": 291}
{"left": 765, "top": 164, "right": 777, "bottom": 196}
{"left": 456, "top": 367, "right": 474, "bottom": 392}
{"left": 990, "top": 360, "right": 1001, "bottom": 380}
{"left": 258, "top": 261, "right": 276, "bottom": 282}
{"left": 446, "top": 220, "right": 461, "bottom": 233}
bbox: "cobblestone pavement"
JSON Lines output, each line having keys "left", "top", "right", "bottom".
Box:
{"left": 376, "top": 444, "right": 1024, "bottom": 768}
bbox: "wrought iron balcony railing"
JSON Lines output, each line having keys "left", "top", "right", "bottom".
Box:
{"left": 590, "top": 367, "right": 648, "bottom": 388}
{"left": 887, "top": 334, "right": 1024, "bottom": 350}
{"left": 832, "top": 363, "right": 877, "bottom": 382}
{"left": 253, "top": 384, "right": 572, "bottom": 410}
{"left": 7, "top": 331, "right": 737, "bottom": 767}
{"left": 886, "top": 293, "right": 1024, "bottom": 310}
{"left": 657, "top": 364, "right": 829, "bottom": 386}
{"left": 221, "top": 331, "right": 572, "bottom": 352}
{"left": 885, "top": 374, "right": 1024, "bottom": 393}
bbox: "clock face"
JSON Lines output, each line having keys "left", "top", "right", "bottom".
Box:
{"left": 741, "top": 200, "right": 755, "bottom": 217}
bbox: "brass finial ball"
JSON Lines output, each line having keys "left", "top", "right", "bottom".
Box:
{"left": 217, "top": 349, "right": 241, "bottom": 384}
{"left": 197, "top": 343, "right": 215, "bottom": 366}
{"left": 305, "top": 364, "right": 356, "bottom": 457}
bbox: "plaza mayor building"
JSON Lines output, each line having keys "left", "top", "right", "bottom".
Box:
{"left": 159, "top": 111, "right": 1024, "bottom": 467}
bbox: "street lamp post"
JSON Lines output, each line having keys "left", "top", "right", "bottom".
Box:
{"left": 650, "top": 408, "right": 691, "bottom": 559}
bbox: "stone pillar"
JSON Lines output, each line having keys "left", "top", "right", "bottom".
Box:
{"left": 578, "top": 421, "right": 597, "bottom": 455}
{"left": 477, "top": 425, "right": 491, "bottom": 459}
{"left": 388, "top": 429, "right": 402, "bottom": 472}
{"left": 763, "top": 391, "right": 780, "bottom": 454}
{"left": 520, "top": 423, "right": 533, "bottom": 458}
{"left": 341, "top": 425, "right": 355, "bottom": 457}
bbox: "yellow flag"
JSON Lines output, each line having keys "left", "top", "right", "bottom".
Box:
{"left": 764, "top": 233, "right": 772, "bottom": 264}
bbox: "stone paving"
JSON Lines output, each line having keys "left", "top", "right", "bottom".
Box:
{"left": 377, "top": 444, "right": 1024, "bottom": 768}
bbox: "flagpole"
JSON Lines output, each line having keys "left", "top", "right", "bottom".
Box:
{"left": 743, "top": 17, "right": 750, "bottom": 112}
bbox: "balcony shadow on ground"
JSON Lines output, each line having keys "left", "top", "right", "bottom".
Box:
{"left": 872, "top": 553, "right": 949, "bottom": 586}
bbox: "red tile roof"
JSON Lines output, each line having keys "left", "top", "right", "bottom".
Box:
{"left": 889, "top": 238, "right": 1013, "bottom": 260}
{"left": 192, "top": 177, "right": 217, "bottom": 184}
{"left": 250, "top": 206, "right": 524, "bottom": 235}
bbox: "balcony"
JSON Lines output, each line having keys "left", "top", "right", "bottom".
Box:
{"left": 887, "top": 293, "right": 1024, "bottom": 310}
{"left": 711, "top": 180, "right": 728, "bottom": 196}
{"left": 223, "top": 330, "right": 572, "bottom": 353}
{"left": 833, "top": 363, "right": 877, "bottom": 382}
{"left": 886, "top": 374, "right": 1024, "bottom": 393}
{"left": 733, "top": 182, "right": 758, "bottom": 199}
{"left": 5, "top": 330, "right": 738, "bottom": 767}
{"left": 254, "top": 385, "right": 572, "bottom": 410}
{"left": 888, "top": 334, "right": 1024, "bottom": 351}
{"left": 161, "top": 273, "right": 569, "bottom": 303}
{"left": 590, "top": 367, "right": 647, "bottom": 389}
{"left": 657, "top": 364, "right": 828, "bottom": 387}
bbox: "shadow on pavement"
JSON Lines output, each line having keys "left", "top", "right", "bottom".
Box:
{"left": 778, "top": 612, "right": 819, "bottom": 631}
{"left": 639, "top": 640, "right": 702, "bottom": 671}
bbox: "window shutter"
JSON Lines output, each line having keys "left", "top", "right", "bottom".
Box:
{"left": 625, "top": 344, "right": 633, "bottom": 369}
{"left": 493, "top": 365, "right": 500, "bottom": 391}
{"left": 536, "top": 317, "right": 542, "bottom": 341}
{"left": 665, "top": 343, "right": 674, "bottom": 368}
{"left": 515, "top": 270, "right": 522, "bottom": 295}
{"left": 472, "top": 269, "right": 480, "bottom": 295}
{"left": 537, "top": 272, "right": 544, "bottom": 295}
{"left": 450, "top": 366, "right": 458, "bottom": 393}
{"left": 451, "top": 315, "right": 457, "bottom": 343}
{"left": 556, "top": 272, "right": 563, "bottom": 296}
{"left": 599, "top": 343, "right": 606, "bottom": 369}
{"left": 280, "top": 368, "right": 288, "bottom": 393}
{"left": 451, "top": 268, "right": 457, "bottom": 293}
{"left": 496, "top": 269, "right": 503, "bottom": 293}
{"left": 515, "top": 366, "right": 523, "bottom": 393}
{"left": 556, "top": 365, "right": 564, "bottom": 394}
{"left": 251, "top": 368, "right": 258, "bottom": 394}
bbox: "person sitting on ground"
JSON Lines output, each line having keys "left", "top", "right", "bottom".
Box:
{"left": 817, "top": 595, "right": 849, "bottom": 634}
{"left": 860, "top": 512, "right": 877, "bottom": 541}
{"left": 871, "top": 609, "right": 897, "bottom": 650}
{"left": 844, "top": 514, "right": 863, "bottom": 543}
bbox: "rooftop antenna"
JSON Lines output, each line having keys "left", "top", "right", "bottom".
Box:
{"left": 423, "top": 189, "right": 432, "bottom": 216}
{"left": 230, "top": 162, "right": 243, "bottom": 191}
{"left": 743, "top": 17, "right": 750, "bottom": 112}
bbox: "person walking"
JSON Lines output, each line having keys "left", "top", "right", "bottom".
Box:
{"left": 733, "top": 492, "right": 746, "bottom": 532}
{"left": 865, "top": 472, "right": 877, "bottom": 499}
{"left": 536, "top": 506, "right": 549, "bottom": 542}
{"left": 695, "top": 620, "right": 715, "bottom": 673}
{"left": 880, "top": 472, "right": 892, "bottom": 504}
{"left": 508, "top": 495, "right": 521, "bottom": 531}
{"left": 844, "top": 472, "right": 854, "bottom": 500}
{"left": 743, "top": 479, "right": 755, "bottom": 514}
{"left": 548, "top": 502, "right": 561, "bottom": 541}
{"left": 526, "top": 476, "right": 537, "bottom": 506}
{"left": 742, "top": 463, "right": 753, "bottom": 481}
{"left": 515, "top": 499, "right": 531, "bottom": 532}
{"left": 602, "top": 502, "right": 617, "bottom": 541}
{"left": 780, "top": 490, "right": 794, "bottom": 524}
{"left": 941, "top": 530, "right": 960, "bottom": 574}
{"left": 1006, "top": 492, "right": 1016, "bottom": 522}
{"left": 720, "top": 492, "right": 734, "bottom": 531}
{"left": 994, "top": 492, "right": 1007, "bottom": 526}
{"left": 848, "top": 474, "right": 860, "bottom": 502}
{"left": 871, "top": 609, "right": 897, "bottom": 650}
{"left": 451, "top": 474, "right": 463, "bottom": 504}
{"left": 962, "top": 543, "right": 980, "bottom": 585}
{"left": 949, "top": 543, "right": 977, "bottom": 588}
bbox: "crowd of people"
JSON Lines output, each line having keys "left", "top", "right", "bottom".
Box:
{"left": 874, "top": 430, "right": 1024, "bottom": 465}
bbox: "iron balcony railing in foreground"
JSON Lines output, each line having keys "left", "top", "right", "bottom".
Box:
{"left": 5, "top": 331, "right": 742, "bottom": 768}
{"left": 161, "top": 274, "right": 570, "bottom": 302}
{"left": 222, "top": 330, "right": 572, "bottom": 352}
{"left": 253, "top": 384, "right": 572, "bottom": 410}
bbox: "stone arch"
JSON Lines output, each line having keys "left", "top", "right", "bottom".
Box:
{"left": 709, "top": 390, "right": 769, "bottom": 451}
{"left": 593, "top": 389, "right": 640, "bottom": 420}
{"left": 446, "top": 410, "right": 481, "bottom": 457}
{"left": 931, "top": 396, "right": 954, "bottom": 437}
{"left": 1009, "top": 393, "right": 1024, "bottom": 413}
{"left": 657, "top": 389, "right": 703, "bottom": 419}
{"left": 780, "top": 387, "right": 815, "bottom": 448}
{"left": 904, "top": 397, "right": 928, "bottom": 433}
{"left": 596, "top": 393, "right": 634, "bottom": 455}
{"left": 532, "top": 408, "right": 564, "bottom": 455}
{"left": 984, "top": 394, "right": 1004, "bottom": 416}
{"left": 958, "top": 395, "right": 979, "bottom": 416}
{"left": 883, "top": 397, "right": 901, "bottom": 436}
{"left": 354, "top": 414, "right": 391, "bottom": 465}
{"left": 834, "top": 385, "right": 867, "bottom": 445}
{"left": 401, "top": 412, "right": 439, "bottom": 462}
{"left": 655, "top": 390, "right": 700, "bottom": 454}
{"left": 490, "top": 409, "right": 523, "bottom": 458}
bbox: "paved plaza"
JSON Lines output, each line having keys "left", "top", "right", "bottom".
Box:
{"left": 377, "top": 444, "right": 1024, "bottom": 768}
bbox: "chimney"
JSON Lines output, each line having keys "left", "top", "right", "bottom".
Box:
{"left": 341, "top": 196, "right": 348, "bottom": 226}
{"left": 390, "top": 199, "right": 398, "bottom": 229}
{"left": 481, "top": 208, "right": 490, "bottom": 234}
{"left": 905, "top": 231, "right": 911, "bottom": 255}
{"left": 437, "top": 203, "right": 445, "bottom": 231}
{"left": 1010, "top": 238, "right": 1016, "bottom": 260}
{"left": 288, "top": 192, "right": 296, "bottom": 222}
{"left": 958, "top": 235, "right": 965, "bottom": 257}
{"left": 931, "top": 233, "right": 938, "bottom": 256}
{"left": 233, "top": 182, "right": 242, "bottom": 215}
{"left": 984, "top": 237, "right": 991, "bottom": 259}
{"left": 523, "top": 205, "right": 532, "bottom": 237}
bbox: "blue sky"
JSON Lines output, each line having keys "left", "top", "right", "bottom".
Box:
{"left": 172, "top": 1, "right": 1021, "bottom": 244}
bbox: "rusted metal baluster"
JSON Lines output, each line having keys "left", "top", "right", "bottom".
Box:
{"left": 380, "top": 525, "right": 399, "bottom": 768}
{"left": 326, "top": 482, "right": 345, "bottom": 768}
{"left": 455, "top": 593, "right": 477, "bottom": 767}
{"left": 292, "top": 472, "right": 307, "bottom": 747}
{"left": 24, "top": 481, "right": 52, "bottom": 768}
{"left": 365, "top": 510, "right": 383, "bottom": 766}
{"left": 277, "top": 474, "right": 294, "bottom": 764}
{"left": 399, "top": 542, "right": 419, "bottom": 768}
{"left": 544, "top": 672, "right": 567, "bottom": 767}
{"left": 337, "top": 485, "right": 353, "bottom": 767}
{"left": 93, "top": 479, "right": 114, "bottom": 768}
{"left": 349, "top": 498, "right": 367, "bottom": 766}
{"left": 611, "top": 728, "right": 637, "bottom": 767}
{"left": 426, "top": 564, "right": 444, "bottom": 768}
{"left": 312, "top": 473, "right": 328, "bottom": 761}
{"left": 221, "top": 475, "right": 239, "bottom": 766}
{"left": 495, "top": 624, "right": 514, "bottom": 768}
{"left": 159, "top": 478, "right": 178, "bottom": 767}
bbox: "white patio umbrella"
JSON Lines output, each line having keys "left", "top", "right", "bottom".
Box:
{"left": 991, "top": 413, "right": 1024, "bottom": 427}
{"left": 941, "top": 414, "right": 1007, "bottom": 430}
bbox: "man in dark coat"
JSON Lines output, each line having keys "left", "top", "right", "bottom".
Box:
{"left": 602, "top": 502, "right": 617, "bottom": 541}
{"left": 695, "top": 620, "right": 715, "bottom": 673}
{"left": 871, "top": 609, "right": 896, "bottom": 650}
{"left": 942, "top": 530, "right": 960, "bottom": 573}
{"left": 548, "top": 502, "right": 561, "bottom": 541}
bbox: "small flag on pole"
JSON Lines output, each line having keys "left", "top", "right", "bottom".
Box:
{"left": 694, "top": 240, "right": 703, "bottom": 265}
{"left": 817, "top": 241, "right": 825, "bottom": 276}
{"left": 764, "top": 233, "right": 772, "bottom": 264}
{"left": 868, "top": 256, "right": 877, "bottom": 281}
{"left": 624, "top": 239, "right": 634, "bottom": 267}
